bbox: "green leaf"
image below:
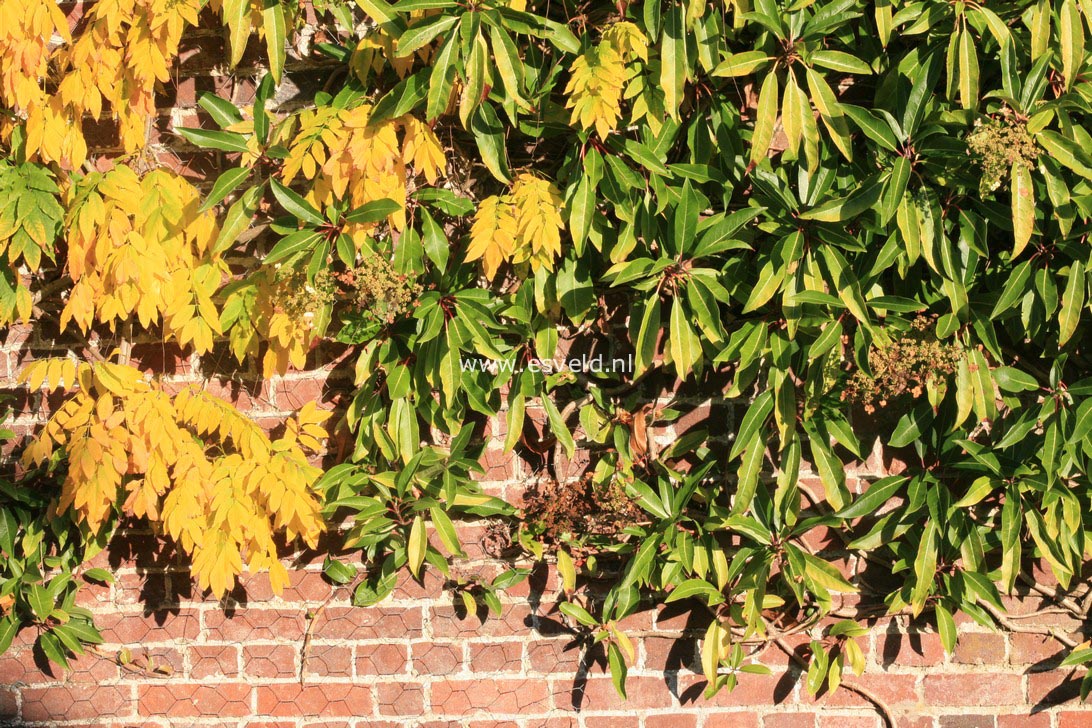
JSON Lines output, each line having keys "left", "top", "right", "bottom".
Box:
{"left": 833, "top": 476, "right": 907, "bottom": 519}
{"left": 668, "top": 297, "right": 701, "bottom": 377}
{"left": 345, "top": 198, "right": 401, "bottom": 224}
{"left": 200, "top": 167, "right": 251, "bottom": 213}
{"left": 936, "top": 603, "right": 957, "bottom": 653}
{"left": 1059, "top": 261, "right": 1085, "bottom": 346}
{"left": 559, "top": 602, "right": 598, "bottom": 628}
{"left": 711, "top": 51, "right": 772, "bottom": 77}
{"left": 407, "top": 514, "right": 427, "bottom": 578}
{"left": 176, "top": 128, "right": 250, "bottom": 153}
{"left": 397, "top": 14, "right": 458, "bottom": 57}
{"left": 809, "top": 50, "right": 872, "bottom": 74}
{"left": 81, "top": 568, "right": 114, "bottom": 585}
{"left": 732, "top": 431, "right": 764, "bottom": 516}
{"left": 665, "top": 578, "right": 725, "bottom": 605}
{"left": 198, "top": 93, "right": 245, "bottom": 128}
{"left": 660, "top": 5, "right": 688, "bottom": 120}
{"left": 910, "top": 522, "right": 938, "bottom": 616}
{"left": 323, "top": 556, "right": 357, "bottom": 584}
{"left": 270, "top": 179, "right": 326, "bottom": 226}
{"left": 750, "top": 72, "right": 779, "bottom": 164}
{"left": 608, "top": 642, "right": 628, "bottom": 699}
{"left": 993, "top": 366, "right": 1038, "bottom": 393}
{"left": 1011, "top": 162, "right": 1034, "bottom": 257}
{"left": 263, "top": 0, "right": 287, "bottom": 82}
{"left": 1060, "top": 0, "right": 1085, "bottom": 89}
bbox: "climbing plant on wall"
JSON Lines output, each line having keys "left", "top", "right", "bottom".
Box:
{"left": 0, "top": 0, "right": 1091, "bottom": 708}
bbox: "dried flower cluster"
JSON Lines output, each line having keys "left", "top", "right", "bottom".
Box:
{"left": 966, "top": 116, "right": 1041, "bottom": 195}
{"left": 338, "top": 255, "right": 422, "bottom": 326}
{"left": 842, "top": 316, "right": 964, "bottom": 413}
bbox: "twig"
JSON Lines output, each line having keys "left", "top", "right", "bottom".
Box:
{"left": 979, "top": 600, "right": 1079, "bottom": 649}
{"left": 773, "top": 637, "right": 896, "bottom": 728}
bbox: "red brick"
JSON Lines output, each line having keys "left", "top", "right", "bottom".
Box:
{"left": 204, "top": 609, "right": 305, "bottom": 641}
{"left": 376, "top": 682, "right": 425, "bottom": 716}
{"left": 575, "top": 718, "right": 639, "bottom": 728}
{"left": 244, "top": 644, "right": 298, "bottom": 678}
{"left": 953, "top": 632, "right": 1006, "bottom": 665}
{"left": 646, "top": 714, "right": 698, "bottom": 728}
{"left": 430, "top": 678, "right": 551, "bottom": 715}
{"left": 763, "top": 714, "right": 817, "bottom": 728}
{"left": 1029, "top": 670, "right": 1083, "bottom": 704}
{"left": 311, "top": 607, "right": 422, "bottom": 639}
{"left": 816, "top": 673, "right": 919, "bottom": 710}
{"left": 139, "top": 684, "right": 251, "bottom": 717}
{"left": 430, "top": 604, "right": 531, "bottom": 638}
{"left": 703, "top": 712, "right": 761, "bottom": 728}
{"left": 556, "top": 677, "right": 674, "bottom": 711}
{"left": 924, "top": 674, "right": 1023, "bottom": 706}
{"left": 0, "top": 650, "right": 52, "bottom": 685}
{"left": 414, "top": 642, "right": 463, "bottom": 675}
{"left": 189, "top": 644, "right": 239, "bottom": 679}
{"left": 240, "top": 569, "right": 333, "bottom": 602}
{"left": 817, "top": 717, "right": 881, "bottom": 728}
{"left": 23, "top": 685, "right": 131, "bottom": 722}
{"left": 528, "top": 639, "right": 583, "bottom": 674}
{"left": 469, "top": 641, "right": 522, "bottom": 672}
{"left": 1010, "top": 633, "right": 1063, "bottom": 666}
{"left": 99, "top": 610, "right": 200, "bottom": 643}
{"left": 879, "top": 630, "right": 946, "bottom": 667}
{"left": 1059, "top": 710, "right": 1092, "bottom": 727}
{"left": 998, "top": 713, "right": 1051, "bottom": 728}
{"left": 937, "top": 717, "right": 994, "bottom": 728}
{"left": 256, "top": 683, "right": 372, "bottom": 717}
{"left": 357, "top": 643, "right": 409, "bottom": 676}
{"left": 304, "top": 644, "right": 352, "bottom": 677}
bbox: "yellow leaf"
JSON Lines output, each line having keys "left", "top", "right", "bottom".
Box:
{"left": 466, "top": 195, "right": 517, "bottom": 278}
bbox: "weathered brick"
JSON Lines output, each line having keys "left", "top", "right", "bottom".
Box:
{"left": 22, "top": 685, "right": 131, "bottom": 722}
{"left": 139, "top": 684, "right": 252, "bottom": 717}
{"left": 953, "top": 632, "right": 1006, "bottom": 665}
{"left": 304, "top": 644, "right": 353, "bottom": 677}
{"left": 468, "top": 641, "right": 522, "bottom": 672}
{"left": 204, "top": 609, "right": 305, "bottom": 642}
{"left": 243, "top": 644, "right": 298, "bottom": 678}
{"left": 256, "top": 684, "right": 372, "bottom": 717}
{"left": 413, "top": 642, "right": 463, "bottom": 675}
{"left": 430, "top": 678, "right": 551, "bottom": 715}
{"left": 924, "top": 674, "right": 1023, "bottom": 706}
{"left": 310, "top": 606, "right": 422, "bottom": 640}
{"left": 376, "top": 682, "right": 425, "bottom": 716}
{"left": 189, "top": 644, "right": 240, "bottom": 679}
{"left": 356, "top": 643, "right": 409, "bottom": 676}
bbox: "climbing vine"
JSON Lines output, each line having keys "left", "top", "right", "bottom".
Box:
{"left": 0, "top": 0, "right": 1091, "bottom": 711}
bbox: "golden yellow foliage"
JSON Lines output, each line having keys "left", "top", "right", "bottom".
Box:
{"left": 564, "top": 22, "right": 648, "bottom": 139}
{"left": 467, "top": 174, "right": 564, "bottom": 278}
{"left": 284, "top": 105, "right": 440, "bottom": 236}
{"left": 1, "top": 0, "right": 200, "bottom": 169}
{"left": 63, "top": 167, "right": 225, "bottom": 354}
{"left": 467, "top": 195, "right": 518, "bottom": 279}
{"left": 509, "top": 174, "right": 564, "bottom": 272}
{"left": 21, "top": 359, "right": 328, "bottom": 598}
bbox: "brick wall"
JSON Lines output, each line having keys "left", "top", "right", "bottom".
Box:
{"left": 2, "top": 7, "right": 1091, "bottom": 728}
{"left": 1, "top": 320, "right": 1090, "bottom": 727}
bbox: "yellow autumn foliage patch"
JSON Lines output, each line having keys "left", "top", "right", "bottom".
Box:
{"left": 63, "top": 167, "right": 225, "bottom": 354}
{"left": 467, "top": 174, "right": 564, "bottom": 279}
{"left": 20, "top": 359, "right": 329, "bottom": 598}
{"left": 564, "top": 22, "right": 648, "bottom": 139}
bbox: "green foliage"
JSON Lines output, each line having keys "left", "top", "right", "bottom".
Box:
{"left": 2, "top": 0, "right": 1092, "bottom": 703}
